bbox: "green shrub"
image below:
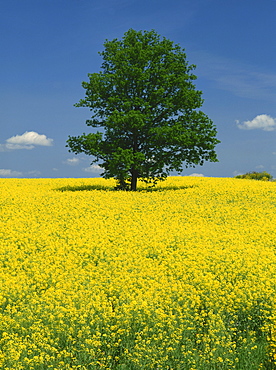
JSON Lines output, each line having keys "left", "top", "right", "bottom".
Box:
{"left": 235, "top": 171, "right": 273, "bottom": 181}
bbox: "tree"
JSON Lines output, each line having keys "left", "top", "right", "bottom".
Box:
{"left": 234, "top": 171, "right": 273, "bottom": 181}
{"left": 67, "top": 29, "right": 220, "bottom": 191}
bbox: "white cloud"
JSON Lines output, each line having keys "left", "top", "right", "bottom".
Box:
{"left": 65, "top": 158, "right": 80, "bottom": 166}
{"left": 188, "top": 173, "right": 204, "bottom": 177}
{"left": 6, "top": 144, "right": 35, "bottom": 150}
{"left": 0, "top": 144, "right": 8, "bottom": 152}
{"left": 236, "top": 114, "right": 276, "bottom": 131}
{"left": 5, "top": 131, "right": 53, "bottom": 150}
{"left": 255, "top": 165, "right": 265, "bottom": 169}
{"left": 233, "top": 171, "right": 243, "bottom": 177}
{"left": 0, "top": 169, "right": 22, "bottom": 177}
{"left": 27, "top": 170, "right": 41, "bottom": 176}
{"left": 83, "top": 164, "right": 102, "bottom": 173}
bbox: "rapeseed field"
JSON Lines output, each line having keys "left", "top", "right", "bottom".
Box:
{"left": 0, "top": 176, "right": 276, "bottom": 370}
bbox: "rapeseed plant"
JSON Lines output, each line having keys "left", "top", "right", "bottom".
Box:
{"left": 0, "top": 176, "right": 276, "bottom": 369}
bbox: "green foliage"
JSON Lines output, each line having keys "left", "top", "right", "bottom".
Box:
{"left": 235, "top": 171, "right": 273, "bottom": 181}
{"left": 67, "top": 29, "right": 220, "bottom": 190}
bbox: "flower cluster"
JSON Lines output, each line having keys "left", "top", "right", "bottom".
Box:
{"left": 0, "top": 176, "right": 276, "bottom": 369}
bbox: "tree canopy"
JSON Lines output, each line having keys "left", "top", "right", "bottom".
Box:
{"left": 234, "top": 171, "right": 273, "bottom": 181}
{"left": 67, "top": 29, "right": 220, "bottom": 190}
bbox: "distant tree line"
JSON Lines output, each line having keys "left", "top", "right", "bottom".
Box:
{"left": 235, "top": 171, "right": 273, "bottom": 181}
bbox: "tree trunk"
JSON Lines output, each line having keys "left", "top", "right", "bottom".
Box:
{"left": 131, "top": 171, "right": 138, "bottom": 191}
{"left": 131, "top": 131, "right": 139, "bottom": 191}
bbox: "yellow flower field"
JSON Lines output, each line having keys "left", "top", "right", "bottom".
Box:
{"left": 0, "top": 176, "right": 276, "bottom": 369}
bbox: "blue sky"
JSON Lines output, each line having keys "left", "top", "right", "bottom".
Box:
{"left": 1, "top": 0, "right": 275, "bottom": 178}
